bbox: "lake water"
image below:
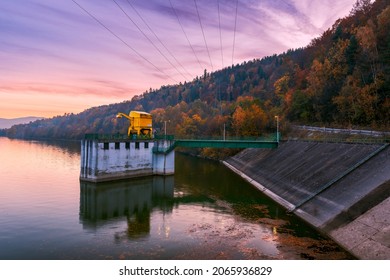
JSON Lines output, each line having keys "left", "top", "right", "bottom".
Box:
{"left": 0, "top": 137, "right": 352, "bottom": 259}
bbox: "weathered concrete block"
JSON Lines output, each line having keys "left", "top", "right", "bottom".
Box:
{"left": 80, "top": 139, "right": 174, "bottom": 182}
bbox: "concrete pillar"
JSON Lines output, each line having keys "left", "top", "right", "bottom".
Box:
{"left": 80, "top": 139, "right": 99, "bottom": 181}
{"left": 152, "top": 140, "right": 175, "bottom": 175}
{"left": 153, "top": 150, "right": 175, "bottom": 175}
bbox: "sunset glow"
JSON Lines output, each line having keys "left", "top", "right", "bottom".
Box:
{"left": 0, "top": 0, "right": 357, "bottom": 118}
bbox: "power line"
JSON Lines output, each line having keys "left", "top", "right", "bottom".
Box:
{"left": 125, "top": 0, "right": 192, "bottom": 80}
{"left": 111, "top": 0, "right": 187, "bottom": 81}
{"left": 194, "top": 0, "right": 213, "bottom": 71}
{"left": 216, "top": 0, "right": 223, "bottom": 115}
{"left": 168, "top": 0, "right": 204, "bottom": 72}
{"left": 278, "top": 0, "right": 295, "bottom": 10}
{"left": 70, "top": 0, "right": 177, "bottom": 83}
{"left": 217, "top": 0, "right": 224, "bottom": 69}
{"left": 232, "top": 0, "right": 239, "bottom": 66}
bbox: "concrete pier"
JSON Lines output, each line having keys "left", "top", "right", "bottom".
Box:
{"left": 152, "top": 140, "right": 175, "bottom": 175}
{"left": 224, "top": 141, "right": 390, "bottom": 259}
{"left": 80, "top": 138, "right": 175, "bottom": 182}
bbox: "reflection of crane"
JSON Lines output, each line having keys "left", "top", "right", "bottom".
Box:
{"left": 116, "top": 111, "right": 153, "bottom": 138}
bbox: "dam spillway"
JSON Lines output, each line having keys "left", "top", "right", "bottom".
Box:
{"left": 224, "top": 141, "right": 390, "bottom": 259}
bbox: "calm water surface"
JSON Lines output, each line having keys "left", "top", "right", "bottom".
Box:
{"left": 0, "top": 137, "right": 352, "bottom": 259}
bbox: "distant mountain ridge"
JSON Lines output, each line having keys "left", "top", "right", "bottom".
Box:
{"left": 0, "top": 117, "right": 44, "bottom": 129}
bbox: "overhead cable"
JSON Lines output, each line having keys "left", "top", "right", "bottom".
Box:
{"left": 217, "top": 0, "right": 224, "bottom": 69}
{"left": 71, "top": 0, "right": 177, "bottom": 83}
{"left": 111, "top": 0, "right": 187, "bottom": 81}
{"left": 232, "top": 0, "right": 239, "bottom": 66}
{"left": 125, "top": 0, "right": 192, "bottom": 80}
{"left": 169, "top": 0, "right": 204, "bottom": 72}
{"left": 194, "top": 0, "right": 213, "bottom": 71}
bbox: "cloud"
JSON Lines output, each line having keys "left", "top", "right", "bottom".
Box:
{"left": 0, "top": 78, "right": 141, "bottom": 98}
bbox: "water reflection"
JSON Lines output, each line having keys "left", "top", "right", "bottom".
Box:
{"left": 0, "top": 138, "right": 353, "bottom": 259}
{"left": 79, "top": 176, "right": 174, "bottom": 239}
{"left": 25, "top": 139, "right": 81, "bottom": 155}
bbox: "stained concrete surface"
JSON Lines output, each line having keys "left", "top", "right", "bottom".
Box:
{"left": 226, "top": 142, "right": 384, "bottom": 207}
{"left": 224, "top": 141, "right": 390, "bottom": 259}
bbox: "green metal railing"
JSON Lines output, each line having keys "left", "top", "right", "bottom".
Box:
{"left": 83, "top": 133, "right": 279, "bottom": 151}
{"left": 172, "top": 133, "right": 279, "bottom": 149}
{"left": 175, "top": 139, "right": 278, "bottom": 149}
{"left": 173, "top": 133, "right": 279, "bottom": 142}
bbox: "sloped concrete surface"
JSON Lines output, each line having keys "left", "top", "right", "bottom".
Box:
{"left": 226, "top": 141, "right": 386, "bottom": 208}
{"left": 224, "top": 141, "right": 390, "bottom": 259}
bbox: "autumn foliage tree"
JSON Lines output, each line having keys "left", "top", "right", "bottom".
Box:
{"left": 231, "top": 96, "right": 268, "bottom": 137}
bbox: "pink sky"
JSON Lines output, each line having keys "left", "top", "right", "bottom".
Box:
{"left": 0, "top": 0, "right": 357, "bottom": 118}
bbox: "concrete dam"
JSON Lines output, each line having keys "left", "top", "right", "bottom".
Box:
{"left": 224, "top": 141, "right": 390, "bottom": 259}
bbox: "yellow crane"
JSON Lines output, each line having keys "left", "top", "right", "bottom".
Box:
{"left": 116, "top": 111, "right": 153, "bottom": 138}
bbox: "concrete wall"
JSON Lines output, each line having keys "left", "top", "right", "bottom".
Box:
{"left": 80, "top": 139, "right": 175, "bottom": 182}
{"left": 153, "top": 151, "right": 175, "bottom": 175}
{"left": 152, "top": 140, "right": 175, "bottom": 175}
{"left": 224, "top": 141, "right": 390, "bottom": 259}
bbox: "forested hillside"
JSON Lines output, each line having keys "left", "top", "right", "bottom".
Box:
{"left": 3, "top": 0, "right": 389, "bottom": 140}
